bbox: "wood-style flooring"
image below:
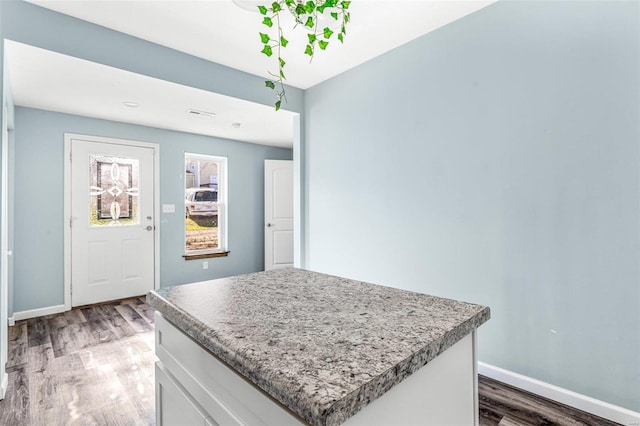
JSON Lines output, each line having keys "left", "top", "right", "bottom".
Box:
{"left": 479, "top": 375, "right": 620, "bottom": 426}
{"left": 0, "top": 297, "right": 621, "bottom": 426}
{"left": 0, "top": 297, "right": 155, "bottom": 425}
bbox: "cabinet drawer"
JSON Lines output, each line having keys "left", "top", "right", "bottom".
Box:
{"left": 155, "top": 312, "right": 304, "bottom": 426}
{"left": 155, "top": 362, "right": 215, "bottom": 426}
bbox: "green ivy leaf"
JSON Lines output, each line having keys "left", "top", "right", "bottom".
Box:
{"left": 259, "top": 0, "right": 349, "bottom": 111}
{"left": 304, "top": 16, "right": 314, "bottom": 28}
{"left": 304, "top": 1, "right": 315, "bottom": 13}
{"left": 304, "top": 44, "right": 313, "bottom": 56}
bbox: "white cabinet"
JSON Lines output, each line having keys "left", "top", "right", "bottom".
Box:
{"left": 155, "top": 363, "right": 215, "bottom": 426}
{"left": 154, "top": 312, "right": 303, "bottom": 426}
{"left": 154, "top": 312, "right": 478, "bottom": 426}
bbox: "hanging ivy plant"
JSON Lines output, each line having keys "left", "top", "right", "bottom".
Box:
{"left": 258, "top": 0, "right": 351, "bottom": 110}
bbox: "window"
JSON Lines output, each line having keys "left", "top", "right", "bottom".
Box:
{"left": 184, "top": 153, "right": 227, "bottom": 258}
{"left": 89, "top": 154, "right": 139, "bottom": 226}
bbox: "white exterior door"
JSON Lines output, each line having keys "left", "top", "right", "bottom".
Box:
{"left": 70, "top": 137, "right": 155, "bottom": 307}
{"left": 264, "top": 160, "right": 293, "bottom": 270}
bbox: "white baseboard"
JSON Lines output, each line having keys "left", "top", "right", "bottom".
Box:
{"left": 478, "top": 362, "right": 640, "bottom": 425}
{"left": 12, "top": 304, "right": 66, "bottom": 322}
{"left": 0, "top": 371, "right": 7, "bottom": 400}
{"left": 8, "top": 316, "right": 14, "bottom": 326}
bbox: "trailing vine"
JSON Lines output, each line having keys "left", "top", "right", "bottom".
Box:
{"left": 258, "top": 0, "right": 351, "bottom": 110}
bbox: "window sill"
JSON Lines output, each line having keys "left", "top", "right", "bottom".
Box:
{"left": 183, "top": 251, "right": 230, "bottom": 260}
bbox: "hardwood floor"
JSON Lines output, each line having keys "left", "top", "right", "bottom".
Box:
{"left": 0, "top": 298, "right": 621, "bottom": 426}
{"left": 0, "top": 297, "right": 155, "bottom": 426}
{"left": 478, "top": 375, "right": 620, "bottom": 426}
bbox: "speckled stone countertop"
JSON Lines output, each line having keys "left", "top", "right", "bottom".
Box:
{"left": 147, "top": 268, "right": 490, "bottom": 426}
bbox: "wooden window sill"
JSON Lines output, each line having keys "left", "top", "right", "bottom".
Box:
{"left": 183, "top": 251, "right": 230, "bottom": 260}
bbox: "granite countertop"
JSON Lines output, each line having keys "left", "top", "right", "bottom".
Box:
{"left": 147, "top": 268, "right": 490, "bottom": 426}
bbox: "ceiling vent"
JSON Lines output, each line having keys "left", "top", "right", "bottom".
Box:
{"left": 187, "top": 108, "right": 216, "bottom": 118}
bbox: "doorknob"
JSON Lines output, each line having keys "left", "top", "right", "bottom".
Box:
{"left": 146, "top": 226, "right": 153, "bottom": 231}
{"left": 266, "top": 223, "right": 274, "bottom": 227}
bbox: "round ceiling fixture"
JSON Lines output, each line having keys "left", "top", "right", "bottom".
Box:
{"left": 122, "top": 101, "right": 139, "bottom": 108}
{"left": 232, "top": 0, "right": 262, "bottom": 12}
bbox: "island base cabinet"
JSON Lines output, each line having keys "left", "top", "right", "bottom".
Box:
{"left": 155, "top": 363, "right": 217, "bottom": 426}
{"left": 154, "top": 312, "right": 478, "bottom": 426}
{"left": 342, "top": 332, "right": 477, "bottom": 426}
{"left": 154, "top": 312, "right": 305, "bottom": 426}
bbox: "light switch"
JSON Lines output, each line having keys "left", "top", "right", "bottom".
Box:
{"left": 162, "top": 204, "right": 175, "bottom": 213}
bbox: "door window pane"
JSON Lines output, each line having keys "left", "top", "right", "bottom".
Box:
{"left": 89, "top": 154, "right": 139, "bottom": 226}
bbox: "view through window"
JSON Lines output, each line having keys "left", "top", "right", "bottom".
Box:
{"left": 185, "top": 153, "right": 227, "bottom": 255}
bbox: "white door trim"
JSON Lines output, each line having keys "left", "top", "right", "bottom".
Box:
{"left": 1, "top": 104, "right": 9, "bottom": 400}
{"left": 63, "top": 133, "right": 160, "bottom": 311}
{"left": 292, "top": 114, "right": 302, "bottom": 268}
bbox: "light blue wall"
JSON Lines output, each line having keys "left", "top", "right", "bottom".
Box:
{"left": 13, "top": 107, "right": 292, "bottom": 313}
{"left": 305, "top": 0, "right": 640, "bottom": 412}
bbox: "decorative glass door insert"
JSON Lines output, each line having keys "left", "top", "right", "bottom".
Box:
{"left": 89, "top": 154, "right": 139, "bottom": 226}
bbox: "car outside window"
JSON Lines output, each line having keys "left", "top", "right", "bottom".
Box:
{"left": 195, "top": 191, "right": 217, "bottom": 202}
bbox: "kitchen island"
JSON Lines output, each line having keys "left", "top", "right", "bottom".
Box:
{"left": 147, "top": 268, "right": 490, "bottom": 426}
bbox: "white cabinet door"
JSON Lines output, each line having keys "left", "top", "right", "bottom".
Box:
{"left": 70, "top": 137, "right": 155, "bottom": 306}
{"left": 264, "top": 160, "right": 293, "bottom": 270}
{"left": 156, "top": 363, "right": 213, "bottom": 426}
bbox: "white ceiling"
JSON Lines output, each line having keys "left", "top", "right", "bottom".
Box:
{"left": 25, "top": 0, "right": 494, "bottom": 89}
{"left": 8, "top": 0, "right": 495, "bottom": 148}
{"left": 5, "top": 40, "right": 296, "bottom": 148}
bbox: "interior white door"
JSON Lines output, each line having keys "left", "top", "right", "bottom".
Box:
{"left": 265, "top": 160, "right": 293, "bottom": 270}
{"left": 0, "top": 104, "right": 9, "bottom": 400}
{"left": 70, "top": 138, "right": 155, "bottom": 307}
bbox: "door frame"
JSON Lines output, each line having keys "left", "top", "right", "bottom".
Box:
{"left": 63, "top": 133, "right": 160, "bottom": 311}
{"left": 1, "top": 103, "right": 10, "bottom": 400}
{"left": 292, "top": 114, "right": 302, "bottom": 268}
